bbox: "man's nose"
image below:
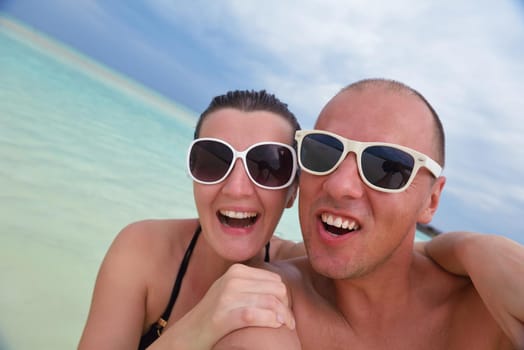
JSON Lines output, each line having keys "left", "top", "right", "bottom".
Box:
{"left": 322, "top": 153, "right": 365, "bottom": 199}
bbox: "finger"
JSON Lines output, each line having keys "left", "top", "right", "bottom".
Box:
{"left": 222, "top": 278, "right": 289, "bottom": 307}
{"left": 231, "top": 305, "right": 296, "bottom": 330}
{"left": 225, "top": 264, "right": 283, "bottom": 282}
{"left": 247, "top": 293, "right": 296, "bottom": 330}
{"left": 228, "top": 293, "right": 295, "bottom": 330}
{"left": 214, "top": 287, "right": 295, "bottom": 329}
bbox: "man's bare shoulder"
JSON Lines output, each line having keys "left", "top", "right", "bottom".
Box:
{"left": 413, "top": 250, "right": 470, "bottom": 292}
{"left": 413, "top": 252, "right": 517, "bottom": 349}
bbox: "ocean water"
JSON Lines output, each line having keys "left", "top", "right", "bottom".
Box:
{"left": 0, "top": 17, "right": 431, "bottom": 350}
{"left": 0, "top": 18, "right": 303, "bottom": 349}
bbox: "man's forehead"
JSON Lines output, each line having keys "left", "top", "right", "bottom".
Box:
{"left": 318, "top": 88, "right": 403, "bottom": 123}
{"left": 315, "top": 88, "right": 433, "bottom": 145}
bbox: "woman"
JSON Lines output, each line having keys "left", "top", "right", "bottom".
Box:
{"left": 78, "top": 90, "right": 305, "bottom": 349}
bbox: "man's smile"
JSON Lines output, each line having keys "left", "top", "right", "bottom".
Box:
{"left": 320, "top": 212, "right": 360, "bottom": 236}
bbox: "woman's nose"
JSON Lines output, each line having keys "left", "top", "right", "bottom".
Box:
{"left": 221, "top": 159, "right": 256, "bottom": 196}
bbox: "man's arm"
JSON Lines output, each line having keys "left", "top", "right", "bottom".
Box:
{"left": 426, "top": 231, "right": 524, "bottom": 347}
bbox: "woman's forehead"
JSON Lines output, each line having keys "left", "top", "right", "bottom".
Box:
{"left": 199, "top": 109, "right": 295, "bottom": 144}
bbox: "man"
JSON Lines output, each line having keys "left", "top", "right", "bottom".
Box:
{"left": 214, "top": 78, "right": 524, "bottom": 349}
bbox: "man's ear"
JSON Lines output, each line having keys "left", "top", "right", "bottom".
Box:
{"left": 419, "top": 176, "right": 446, "bottom": 223}
{"left": 285, "top": 182, "right": 298, "bottom": 208}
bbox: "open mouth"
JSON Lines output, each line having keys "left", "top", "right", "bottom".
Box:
{"left": 218, "top": 210, "right": 258, "bottom": 228}
{"left": 321, "top": 212, "right": 360, "bottom": 236}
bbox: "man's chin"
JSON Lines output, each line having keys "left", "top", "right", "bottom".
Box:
{"left": 308, "top": 255, "right": 351, "bottom": 279}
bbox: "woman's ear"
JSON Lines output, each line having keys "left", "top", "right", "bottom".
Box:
{"left": 419, "top": 176, "right": 446, "bottom": 223}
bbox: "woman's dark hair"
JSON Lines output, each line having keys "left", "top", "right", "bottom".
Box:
{"left": 194, "top": 90, "right": 301, "bottom": 139}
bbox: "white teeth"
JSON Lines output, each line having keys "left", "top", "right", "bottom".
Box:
{"left": 220, "top": 210, "right": 257, "bottom": 219}
{"left": 321, "top": 213, "right": 359, "bottom": 230}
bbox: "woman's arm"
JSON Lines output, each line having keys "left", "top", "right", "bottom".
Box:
{"left": 78, "top": 224, "right": 152, "bottom": 349}
{"left": 148, "top": 264, "right": 296, "bottom": 350}
{"left": 211, "top": 264, "right": 301, "bottom": 350}
{"left": 425, "top": 231, "right": 524, "bottom": 347}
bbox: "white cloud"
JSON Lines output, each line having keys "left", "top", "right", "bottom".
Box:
{"left": 145, "top": 1, "right": 523, "bottom": 121}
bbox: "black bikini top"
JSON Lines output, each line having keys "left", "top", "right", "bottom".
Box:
{"left": 138, "top": 225, "right": 270, "bottom": 349}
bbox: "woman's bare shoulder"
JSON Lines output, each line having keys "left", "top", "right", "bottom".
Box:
{"left": 269, "top": 236, "right": 306, "bottom": 260}
{"left": 117, "top": 218, "right": 198, "bottom": 240}
{"left": 109, "top": 218, "right": 200, "bottom": 259}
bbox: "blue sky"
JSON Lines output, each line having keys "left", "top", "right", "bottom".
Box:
{"left": 2, "top": 1, "right": 523, "bottom": 244}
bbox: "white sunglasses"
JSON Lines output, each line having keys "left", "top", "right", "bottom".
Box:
{"left": 295, "top": 130, "right": 442, "bottom": 193}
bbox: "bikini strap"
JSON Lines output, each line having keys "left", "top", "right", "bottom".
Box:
{"left": 154, "top": 224, "right": 201, "bottom": 334}
{"left": 264, "top": 241, "right": 270, "bottom": 262}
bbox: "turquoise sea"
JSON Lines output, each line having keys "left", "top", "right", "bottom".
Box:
{"left": 0, "top": 17, "right": 430, "bottom": 349}
{"left": 0, "top": 18, "right": 304, "bottom": 349}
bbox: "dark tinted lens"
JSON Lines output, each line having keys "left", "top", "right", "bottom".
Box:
{"left": 246, "top": 144, "right": 294, "bottom": 187}
{"left": 362, "top": 146, "right": 414, "bottom": 189}
{"left": 301, "top": 134, "right": 344, "bottom": 172}
{"left": 189, "top": 140, "right": 233, "bottom": 182}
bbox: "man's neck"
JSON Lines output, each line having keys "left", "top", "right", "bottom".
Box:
{"left": 331, "top": 239, "right": 418, "bottom": 327}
